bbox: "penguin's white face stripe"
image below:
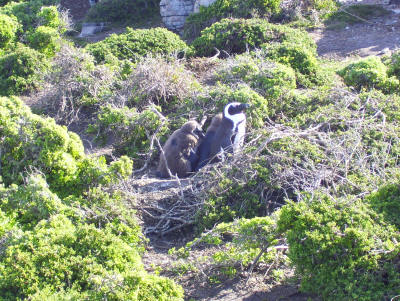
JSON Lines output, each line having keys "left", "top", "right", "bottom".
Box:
{"left": 224, "top": 102, "right": 246, "bottom": 128}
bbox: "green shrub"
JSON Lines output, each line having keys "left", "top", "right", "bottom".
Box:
{"left": 278, "top": 196, "right": 400, "bottom": 300}
{"left": 366, "top": 183, "right": 400, "bottom": 229}
{"left": 0, "top": 174, "right": 67, "bottom": 230}
{"left": 262, "top": 41, "right": 322, "bottom": 86}
{"left": 0, "top": 214, "right": 184, "bottom": 300}
{"left": 191, "top": 18, "right": 315, "bottom": 57}
{"left": 28, "top": 25, "right": 61, "bottom": 57}
{"left": 184, "top": 0, "right": 281, "bottom": 38}
{"left": 0, "top": 13, "right": 18, "bottom": 48}
{"left": 338, "top": 56, "right": 399, "bottom": 93}
{"left": 0, "top": 43, "right": 48, "bottom": 95}
{"left": 0, "top": 1, "right": 60, "bottom": 31}
{"left": 216, "top": 52, "right": 296, "bottom": 100}
{"left": 37, "top": 6, "right": 65, "bottom": 31}
{"left": 386, "top": 49, "right": 400, "bottom": 80}
{"left": 86, "top": 27, "right": 189, "bottom": 64}
{"left": 85, "top": 0, "right": 159, "bottom": 24}
{"left": 0, "top": 96, "right": 132, "bottom": 197}
{"left": 89, "top": 105, "right": 169, "bottom": 160}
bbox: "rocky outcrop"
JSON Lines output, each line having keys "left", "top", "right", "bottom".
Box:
{"left": 160, "top": 0, "right": 217, "bottom": 31}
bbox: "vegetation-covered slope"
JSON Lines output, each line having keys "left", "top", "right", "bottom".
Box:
{"left": 0, "top": 0, "right": 399, "bottom": 300}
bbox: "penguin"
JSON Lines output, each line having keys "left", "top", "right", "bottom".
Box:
{"left": 209, "top": 102, "right": 250, "bottom": 163}
{"left": 194, "top": 113, "right": 223, "bottom": 171}
{"left": 157, "top": 120, "right": 204, "bottom": 178}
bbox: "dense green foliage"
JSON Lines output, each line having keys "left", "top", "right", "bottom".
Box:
{"left": 338, "top": 56, "right": 400, "bottom": 93}
{"left": 0, "top": 96, "right": 132, "bottom": 196}
{"left": 184, "top": 0, "right": 281, "bottom": 38}
{"left": 0, "top": 44, "right": 48, "bottom": 95}
{"left": 191, "top": 18, "right": 315, "bottom": 57}
{"left": 85, "top": 0, "right": 159, "bottom": 24}
{"left": 0, "top": 13, "right": 18, "bottom": 48}
{"left": 278, "top": 196, "right": 400, "bottom": 300}
{"left": 86, "top": 27, "right": 189, "bottom": 64}
{"left": 28, "top": 25, "right": 61, "bottom": 57}
{"left": 0, "top": 2, "right": 66, "bottom": 95}
{"left": 366, "top": 183, "right": 400, "bottom": 229}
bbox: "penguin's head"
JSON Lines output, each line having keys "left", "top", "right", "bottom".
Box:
{"left": 182, "top": 120, "right": 205, "bottom": 139}
{"left": 223, "top": 102, "right": 250, "bottom": 126}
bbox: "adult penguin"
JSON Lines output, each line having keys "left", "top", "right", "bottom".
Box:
{"left": 157, "top": 120, "right": 204, "bottom": 178}
{"left": 194, "top": 113, "right": 223, "bottom": 171}
{"left": 209, "top": 102, "right": 250, "bottom": 163}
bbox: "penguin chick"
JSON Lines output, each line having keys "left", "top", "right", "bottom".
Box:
{"left": 194, "top": 113, "right": 223, "bottom": 171}
{"left": 209, "top": 102, "right": 250, "bottom": 163}
{"left": 157, "top": 120, "right": 204, "bottom": 178}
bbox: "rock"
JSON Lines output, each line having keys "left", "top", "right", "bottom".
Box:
{"left": 160, "top": 0, "right": 217, "bottom": 31}
{"left": 193, "top": 0, "right": 217, "bottom": 13}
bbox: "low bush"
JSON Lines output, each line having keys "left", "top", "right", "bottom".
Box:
{"left": 191, "top": 18, "right": 315, "bottom": 57}
{"left": 37, "top": 6, "right": 66, "bottom": 32}
{"left": 85, "top": 0, "right": 159, "bottom": 24}
{"left": 262, "top": 41, "right": 322, "bottom": 86}
{"left": 0, "top": 13, "right": 18, "bottom": 48}
{"left": 88, "top": 105, "right": 169, "bottom": 161}
{"left": 0, "top": 96, "right": 132, "bottom": 197}
{"left": 0, "top": 43, "right": 48, "bottom": 95}
{"left": 338, "top": 56, "right": 399, "bottom": 93}
{"left": 0, "top": 214, "right": 184, "bottom": 300}
{"left": 27, "top": 25, "right": 61, "bottom": 57}
{"left": 184, "top": 0, "right": 281, "bottom": 38}
{"left": 216, "top": 52, "right": 296, "bottom": 100}
{"left": 0, "top": 174, "right": 67, "bottom": 230}
{"left": 366, "top": 183, "right": 400, "bottom": 229}
{"left": 170, "top": 216, "right": 286, "bottom": 283}
{"left": 0, "top": 1, "right": 61, "bottom": 31}
{"left": 86, "top": 27, "right": 189, "bottom": 64}
{"left": 278, "top": 196, "right": 400, "bottom": 300}
{"left": 386, "top": 49, "right": 400, "bottom": 79}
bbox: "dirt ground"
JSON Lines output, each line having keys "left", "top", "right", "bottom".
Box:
{"left": 310, "top": 5, "right": 400, "bottom": 59}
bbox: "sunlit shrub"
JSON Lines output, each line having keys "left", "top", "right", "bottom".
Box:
{"left": 0, "top": 43, "right": 48, "bottom": 95}
{"left": 216, "top": 52, "right": 296, "bottom": 99}
{"left": 0, "top": 13, "right": 18, "bottom": 48}
{"left": 184, "top": 0, "right": 281, "bottom": 38}
{"left": 338, "top": 56, "right": 399, "bottom": 93}
{"left": 366, "top": 183, "right": 400, "bottom": 230}
{"left": 191, "top": 18, "right": 315, "bottom": 57}
{"left": 262, "top": 41, "right": 322, "bottom": 86}
{"left": 0, "top": 214, "right": 184, "bottom": 300}
{"left": 0, "top": 174, "right": 66, "bottom": 230}
{"left": 0, "top": 1, "right": 60, "bottom": 31}
{"left": 278, "top": 196, "right": 400, "bottom": 300}
{"left": 28, "top": 25, "right": 61, "bottom": 57}
{"left": 89, "top": 105, "right": 169, "bottom": 160}
{"left": 86, "top": 27, "right": 189, "bottom": 64}
{"left": 0, "top": 96, "right": 132, "bottom": 197}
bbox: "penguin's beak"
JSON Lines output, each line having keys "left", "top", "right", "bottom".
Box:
{"left": 240, "top": 103, "right": 250, "bottom": 111}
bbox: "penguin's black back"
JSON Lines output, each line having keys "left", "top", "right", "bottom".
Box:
{"left": 209, "top": 117, "right": 235, "bottom": 162}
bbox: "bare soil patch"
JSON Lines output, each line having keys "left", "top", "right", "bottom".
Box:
{"left": 310, "top": 3, "right": 400, "bottom": 59}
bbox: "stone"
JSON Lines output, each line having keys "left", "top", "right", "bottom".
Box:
{"left": 160, "top": 0, "right": 217, "bottom": 31}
